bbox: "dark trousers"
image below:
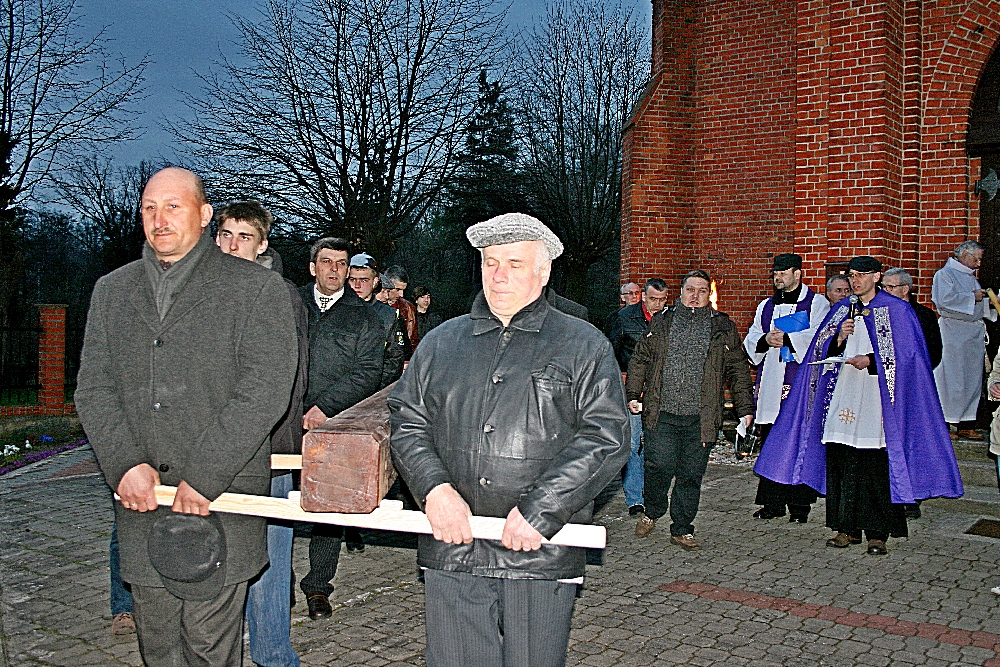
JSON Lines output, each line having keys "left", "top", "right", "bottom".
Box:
{"left": 423, "top": 569, "right": 577, "bottom": 667}
{"left": 754, "top": 423, "right": 817, "bottom": 517}
{"left": 301, "top": 525, "right": 364, "bottom": 596}
{"left": 643, "top": 412, "right": 710, "bottom": 536}
{"left": 131, "top": 582, "right": 247, "bottom": 667}
{"left": 825, "top": 442, "right": 908, "bottom": 541}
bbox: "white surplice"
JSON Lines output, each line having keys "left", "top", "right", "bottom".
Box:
{"left": 932, "top": 257, "right": 996, "bottom": 423}
{"left": 822, "top": 316, "right": 886, "bottom": 449}
{"left": 744, "top": 288, "right": 830, "bottom": 424}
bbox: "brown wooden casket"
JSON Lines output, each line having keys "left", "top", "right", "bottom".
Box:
{"left": 300, "top": 384, "right": 397, "bottom": 513}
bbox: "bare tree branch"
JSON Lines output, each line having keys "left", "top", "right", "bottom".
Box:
{"left": 517, "top": 0, "right": 649, "bottom": 302}
{"left": 174, "top": 0, "right": 507, "bottom": 258}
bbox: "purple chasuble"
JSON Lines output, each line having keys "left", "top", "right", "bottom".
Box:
{"left": 754, "top": 290, "right": 963, "bottom": 503}
{"left": 754, "top": 289, "right": 817, "bottom": 400}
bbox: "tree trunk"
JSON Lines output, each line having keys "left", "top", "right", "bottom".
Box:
{"left": 561, "top": 257, "right": 591, "bottom": 312}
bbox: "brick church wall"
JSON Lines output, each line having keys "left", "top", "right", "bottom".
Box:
{"left": 622, "top": 0, "right": 1000, "bottom": 331}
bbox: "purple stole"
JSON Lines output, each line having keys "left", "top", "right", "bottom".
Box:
{"left": 754, "top": 289, "right": 817, "bottom": 402}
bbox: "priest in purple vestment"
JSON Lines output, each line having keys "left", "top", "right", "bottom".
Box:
{"left": 754, "top": 256, "right": 963, "bottom": 556}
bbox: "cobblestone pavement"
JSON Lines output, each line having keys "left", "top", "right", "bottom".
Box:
{"left": 2, "top": 444, "right": 1000, "bottom": 666}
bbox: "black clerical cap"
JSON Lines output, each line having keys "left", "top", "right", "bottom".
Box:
{"left": 148, "top": 511, "right": 227, "bottom": 601}
{"left": 772, "top": 254, "right": 802, "bottom": 272}
{"left": 847, "top": 256, "right": 882, "bottom": 273}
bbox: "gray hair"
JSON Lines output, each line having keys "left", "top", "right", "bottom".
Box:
{"left": 826, "top": 274, "right": 849, "bottom": 290}
{"left": 882, "top": 267, "right": 913, "bottom": 286}
{"left": 954, "top": 240, "right": 984, "bottom": 259}
{"left": 620, "top": 282, "right": 639, "bottom": 295}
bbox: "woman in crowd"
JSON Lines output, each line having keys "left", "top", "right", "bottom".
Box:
{"left": 413, "top": 286, "right": 442, "bottom": 341}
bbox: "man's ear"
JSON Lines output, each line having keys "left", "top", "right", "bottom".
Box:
{"left": 258, "top": 238, "right": 268, "bottom": 255}
{"left": 539, "top": 259, "right": 552, "bottom": 286}
{"left": 309, "top": 262, "right": 317, "bottom": 277}
{"left": 200, "top": 203, "right": 213, "bottom": 228}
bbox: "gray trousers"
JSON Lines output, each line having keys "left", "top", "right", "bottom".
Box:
{"left": 131, "top": 582, "right": 247, "bottom": 667}
{"left": 423, "top": 569, "right": 577, "bottom": 667}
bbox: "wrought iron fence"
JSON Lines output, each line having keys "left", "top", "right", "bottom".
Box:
{"left": 0, "top": 327, "right": 41, "bottom": 406}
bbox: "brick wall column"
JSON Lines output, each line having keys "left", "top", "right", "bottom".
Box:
{"left": 36, "top": 304, "right": 67, "bottom": 410}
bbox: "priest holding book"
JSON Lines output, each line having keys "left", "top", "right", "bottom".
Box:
{"left": 745, "top": 253, "right": 830, "bottom": 523}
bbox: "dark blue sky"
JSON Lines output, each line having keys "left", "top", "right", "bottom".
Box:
{"left": 75, "top": 0, "right": 651, "bottom": 164}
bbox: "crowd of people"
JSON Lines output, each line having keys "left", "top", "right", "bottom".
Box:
{"left": 607, "top": 250, "right": 974, "bottom": 560}
{"left": 73, "top": 165, "right": 984, "bottom": 667}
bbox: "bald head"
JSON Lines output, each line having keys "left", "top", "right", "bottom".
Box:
{"left": 141, "top": 167, "right": 213, "bottom": 262}
{"left": 144, "top": 167, "right": 208, "bottom": 205}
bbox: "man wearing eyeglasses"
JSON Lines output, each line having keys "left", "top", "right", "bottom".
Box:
{"left": 756, "top": 256, "right": 962, "bottom": 556}
{"left": 348, "top": 253, "right": 407, "bottom": 387}
{"left": 932, "top": 241, "right": 996, "bottom": 440}
{"left": 608, "top": 278, "right": 670, "bottom": 516}
{"left": 745, "top": 253, "right": 829, "bottom": 523}
{"left": 882, "top": 268, "right": 942, "bottom": 369}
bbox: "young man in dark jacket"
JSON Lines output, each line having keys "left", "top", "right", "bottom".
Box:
{"left": 389, "top": 213, "right": 629, "bottom": 667}
{"left": 298, "top": 237, "right": 386, "bottom": 619}
{"left": 626, "top": 269, "right": 755, "bottom": 550}
{"left": 216, "top": 202, "right": 307, "bottom": 667}
{"left": 348, "top": 252, "right": 407, "bottom": 387}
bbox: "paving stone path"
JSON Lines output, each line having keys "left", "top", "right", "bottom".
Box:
{"left": 2, "top": 444, "right": 999, "bottom": 666}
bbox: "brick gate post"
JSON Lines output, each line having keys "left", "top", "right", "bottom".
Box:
{"left": 36, "top": 304, "right": 67, "bottom": 411}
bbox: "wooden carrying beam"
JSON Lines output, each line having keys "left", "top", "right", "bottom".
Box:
{"left": 271, "top": 454, "right": 302, "bottom": 469}
{"left": 148, "top": 485, "right": 606, "bottom": 549}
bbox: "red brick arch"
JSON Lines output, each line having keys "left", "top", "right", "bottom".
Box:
{"left": 917, "top": 0, "right": 1000, "bottom": 285}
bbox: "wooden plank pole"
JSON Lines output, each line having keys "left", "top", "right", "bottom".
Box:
{"left": 271, "top": 454, "right": 302, "bottom": 469}
{"left": 147, "top": 485, "right": 606, "bottom": 549}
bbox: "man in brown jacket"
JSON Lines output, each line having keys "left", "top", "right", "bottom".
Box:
{"left": 626, "top": 269, "right": 754, "bottom": 549}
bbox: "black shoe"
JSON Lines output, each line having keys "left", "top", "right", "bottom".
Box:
{"left": 752, "top": 507, "right": 785, "bottom": 520}
{"left": 628, "top": 504, "right": 645, "bottom": 516}
{"left": 789, "top": 514, "right": 808, "bottom": 524}
{"left": 305, "top": 591, "right": 333, "bottom": 619}
{"left": 346, "top": 541, "right": 365, "bottom": 553}
{"left": 866, "top": 539, "right": 888, "bottom": 555}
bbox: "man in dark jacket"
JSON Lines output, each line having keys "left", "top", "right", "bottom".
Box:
{"left": 349, "top": 252, "right": 407, "bottom": 387}
{"left": 76, "top": 168, "right": 298, "bottom": 667}
{"left": 388, "top": 213, "right": 629, "bottom": 667}
{"left": 298, "top": 237, "right": 386, "bottom": 619}
{"left": 610, "top": 278, "right": 669, "bottom": 371}
{"left": 883, "top": 268, "right": 943, "bottom": 369}
{"left": 608, "top": 278, "right": 669, "bottom": 516}
{"left": 215, "top": 202, "right": 306, "bottom": 667}
{"left": 626, "top": 269, "right": 755, "bottom": 549}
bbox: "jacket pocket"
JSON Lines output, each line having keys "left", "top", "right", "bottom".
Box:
{"left": 526, "top": 366, "right": 575, "bottom": 455}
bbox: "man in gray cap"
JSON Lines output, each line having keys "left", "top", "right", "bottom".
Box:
{"left": 388, "top": 212, "right": 629, "bottom": 667}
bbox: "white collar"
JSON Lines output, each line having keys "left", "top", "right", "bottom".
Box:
{"left": 946, "top": 256, "right": 975, "bottom": 275}
{"left": 313, "top": 285, "right": 345, "bottom": 312}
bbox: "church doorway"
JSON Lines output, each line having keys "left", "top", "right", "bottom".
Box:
{"left": 967, "top": 42, "right": 1000, "bottom": 423}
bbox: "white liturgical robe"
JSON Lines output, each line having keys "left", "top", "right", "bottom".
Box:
{"left": 932, "top": 257, "right": 996, "bottom": 423}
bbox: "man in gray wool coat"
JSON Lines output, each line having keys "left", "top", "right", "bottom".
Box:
{"left": 75, "top": 167, "right": 298, "bottom": 667}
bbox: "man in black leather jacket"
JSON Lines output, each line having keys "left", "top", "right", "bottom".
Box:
{"left": 389, "top": 213, "right": 629, "bottom": 667}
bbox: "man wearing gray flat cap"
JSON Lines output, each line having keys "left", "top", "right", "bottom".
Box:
{"left": 389, "top": 212, "right": 629, "bottom": 667}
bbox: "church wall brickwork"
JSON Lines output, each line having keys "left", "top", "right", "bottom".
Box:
{"left": 622, "top": 0, "right": 1000, "bottom": 331}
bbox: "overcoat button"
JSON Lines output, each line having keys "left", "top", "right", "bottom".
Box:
{"left": 479, "top": 477, "right": 489, "bottom": 486}
{"left": 159, "top": 464, "right": 169, "bottom": 473}
{"left": 152, "top": 403, "right": 160, "bottom": 412}
{"left": 483, "top": 424, "right": 494, "bottom": 432}
{"left": 153, "top": 339, "right": 162, "bottom": 347}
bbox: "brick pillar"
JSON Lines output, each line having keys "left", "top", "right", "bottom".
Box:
{"left": 36, "top": 304, "right": 67, "bottom": 410}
